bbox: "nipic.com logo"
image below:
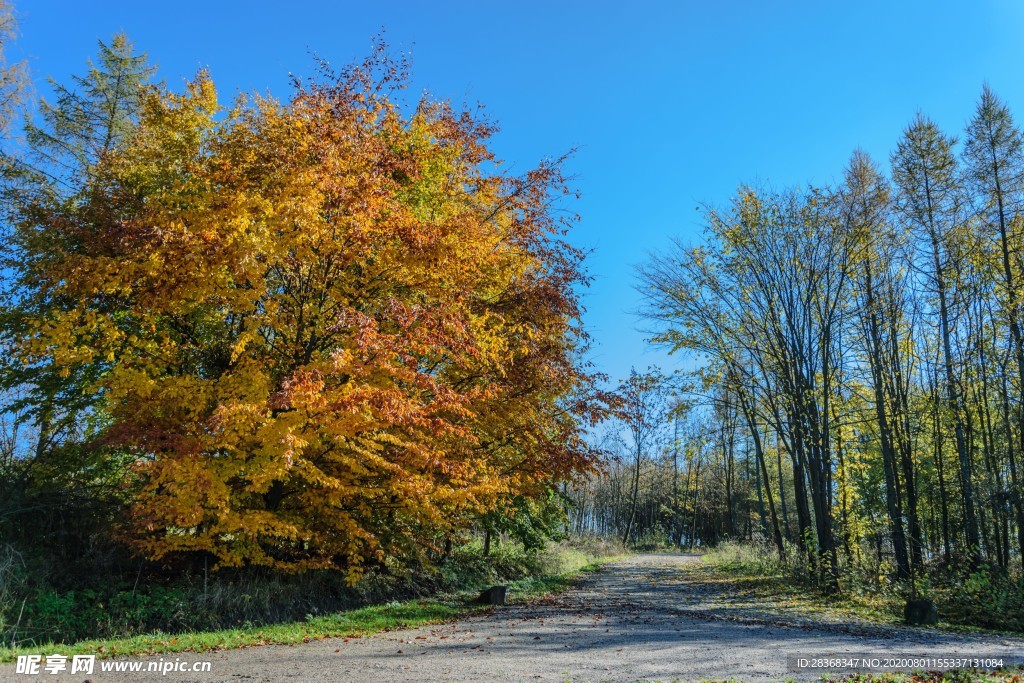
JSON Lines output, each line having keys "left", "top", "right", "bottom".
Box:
{"left": 15, "top": 655, "right": 93, "bottom": 675}
{"left": 15, "top": 654, "right": 213, "bottom": 676}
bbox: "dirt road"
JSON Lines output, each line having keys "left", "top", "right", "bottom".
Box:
{"left": 4, "top": 554, "right": 1022, "bottom": 682}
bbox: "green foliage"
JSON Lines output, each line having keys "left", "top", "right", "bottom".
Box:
{"left": 480, "top": 491, "right": 569, "bottom": 552}
{"left": 929, "top": 565, "right": 1024, "bottom": 631}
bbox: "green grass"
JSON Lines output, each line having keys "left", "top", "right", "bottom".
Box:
{"left": 0, "top": 544, "right": 621, "bottom": 662}
{"left": 1, "top": 599, "right": 470, "bottom": 661}
{"left": 505, "top": 558, "right": 614, "bottom": 601}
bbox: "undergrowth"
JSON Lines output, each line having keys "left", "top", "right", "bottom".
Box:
{"left": 703, "top": 540, "right": 1024, "bottom": 633}
{"left": 0, "top": 536, "right": 621, "bottom": 652}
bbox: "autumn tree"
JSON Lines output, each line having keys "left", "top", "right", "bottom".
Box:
{"left": 5, "top": 46, "right": 601, "bottom": 580}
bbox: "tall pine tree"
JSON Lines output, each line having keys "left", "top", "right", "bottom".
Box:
{"left": 1, "top": 34, "right": 153, "bottom": 459}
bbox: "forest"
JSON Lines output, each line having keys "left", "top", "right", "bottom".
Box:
{"left": 0, "top": 0, "right": 1023, "bottom": 655}
{"left": 570, "top": 90, "right": 1024, "bottom": 629}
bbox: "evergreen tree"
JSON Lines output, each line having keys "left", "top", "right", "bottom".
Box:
{"left": 24, "top": 32, "right": 154, "bottom": 189}
{"left": 1, "top": 34, "right": 153, "bottom": 461}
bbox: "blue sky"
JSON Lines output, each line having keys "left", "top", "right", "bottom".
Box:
{"left": 12, "top": 0, "right": 1024, "bottom": 384}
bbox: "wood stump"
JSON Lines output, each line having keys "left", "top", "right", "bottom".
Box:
{"left": 479, "top": 585, "right": 508, "bottom": 605}
{"left": 903, "top": 598, "right": 938, "bottom": 625}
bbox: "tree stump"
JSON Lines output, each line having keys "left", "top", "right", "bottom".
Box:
{"left": 479, "top": 585, "right": 508, "bottom": 605}
{"left": 903, "top": 598, "right": 938, "bottom": 625}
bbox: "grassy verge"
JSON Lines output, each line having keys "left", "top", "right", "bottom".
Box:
{"left": 701, "top": 542, "right": 1023, "bottom": 635}
{"left": 697, "top": 550, "right": 903, "bottom": 628}
{"left": 0, "top": 600, "right": 470, "bottom": 661}
{"left": 0, "top": 541, "right": 621, "bottom": 662}
{"left": 504, "top": 552, "right": 621, "bottom": 603}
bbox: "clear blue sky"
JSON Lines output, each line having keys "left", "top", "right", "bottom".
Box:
{"left": 12, "top": 1, "right": 1024, "bottom": 384}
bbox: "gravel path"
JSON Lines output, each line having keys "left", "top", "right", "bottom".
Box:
{"left": 4, "top": 553, "right": 1023, "bottom": 682}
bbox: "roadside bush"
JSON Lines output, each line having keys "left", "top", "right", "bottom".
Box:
{"left": 931, "top": 565, "right": 1024, "bottom": 631}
